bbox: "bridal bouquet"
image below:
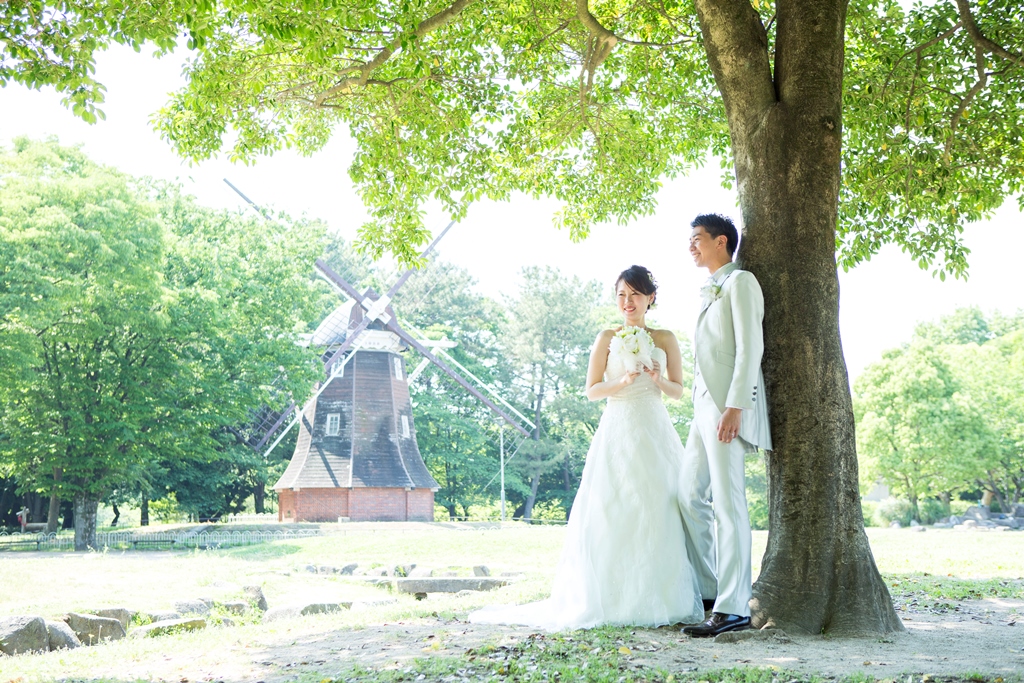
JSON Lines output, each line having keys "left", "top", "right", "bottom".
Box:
{"left": 609, "top": 326, "right": 656, "bottom": 373}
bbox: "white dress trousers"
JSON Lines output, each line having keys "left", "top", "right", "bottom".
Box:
{"left": 678, "top": 380, "right": 753, "bottom": 618}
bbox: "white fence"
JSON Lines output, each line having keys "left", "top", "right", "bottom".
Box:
{"left": 0, "top": 528, "right": 321, "bottom": 552}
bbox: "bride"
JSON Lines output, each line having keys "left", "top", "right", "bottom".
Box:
{"left": 469, "top": 265, "right": 703, "bottom": 630}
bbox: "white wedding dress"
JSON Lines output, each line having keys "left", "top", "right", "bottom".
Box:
{"left": 469, "top": 347, "right": 703, "bottom": 630}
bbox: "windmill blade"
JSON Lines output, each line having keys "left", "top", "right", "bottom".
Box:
{"left": 387, "top": 321, "right": 531, "bottom": 437}
{"left": 252, "top": 400, "right": 298, "bottom": 451}
{"left": 413, "top": 331, "right": 534, "bottom": 434}
{"left": 316, "top": 221, "right": 456, "bottom": 373}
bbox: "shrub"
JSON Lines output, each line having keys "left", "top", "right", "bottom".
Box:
{"left": 919, "top": 498, "right": 948, "bottom": 524}
{"left": 873, "top": 498, "right": 914, "bottom": 527}
{"left": 745, "top": 454, "right": 769, "bottom": 531}
{"left": 861, "top": 500, "right": 879, "bottom": 527}
{"left": 150, "top": 494, "right": 186, "bottom": 523}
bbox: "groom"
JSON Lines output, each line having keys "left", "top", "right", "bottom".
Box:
{"left": 679, "top": 213, "right": 772, "bottom": 637}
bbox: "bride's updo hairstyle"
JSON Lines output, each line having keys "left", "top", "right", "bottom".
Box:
{"left": 616, "top": 265, "right": 658, "bottom": 309}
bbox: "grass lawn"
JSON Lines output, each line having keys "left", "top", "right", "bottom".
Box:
{"left": 0, "top": 525, "right": 1021, "bottom": 682}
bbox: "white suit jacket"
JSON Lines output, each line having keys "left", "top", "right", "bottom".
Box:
{"left": 693, "top": 262, "right": 773, "bottom": 450}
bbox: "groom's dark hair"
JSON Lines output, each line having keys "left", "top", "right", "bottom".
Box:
{"left": 692, "top": 214, "right": 738, "bottom": 256}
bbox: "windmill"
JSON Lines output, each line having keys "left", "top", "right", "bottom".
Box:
{"left": 237, "top": 217, "right": 533, "bottom": 522}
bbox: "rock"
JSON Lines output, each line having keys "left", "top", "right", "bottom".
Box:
{"left": 89, "top": 608, "right": 133, "bottom": 630}
{"left": 993, "top": 517, "right": 1020, "bottom": 529}
{"left": 64, "top": 612, "right": 126, "bottom": 646}
{"left": 472, "top": 565, "right": 491, "bottom": 577}
{"left": 318, "top": 565, "right": 338, "bottom": 575}
{"left": 888, "top": 521, "right": 902, "bottom": 529}
{"left": 414, "top": 592, "right": 428, "bottom": 601}
{"left": 408, "top": 566, "right": 433, "bottom": 578}
{"left": 908, "top": 525, "right": 926, "bottom": 532}
{"left": 964, "top": 505, "right": 990, "bottom": 521}
{"left": 129, "top": 618, "right": 207, "bottom": 638}
{"left": 218, "top": 617, "right": 236, "bottom": 628}
{"left": 243, "top": 585, "right": 268, "bottom": 612}
{"left": 395, "top": 577, "right": 510, "bottom": 594}
{"left": 949, "top": 515, "right": 963, "bottom": 525}
{"left": 0, "top": 616, "right": 49, "bottom": 655}
{"left": 909, "top": 519, "right": 921, "bottom": 527}
{"left": 220, "top": 601, "right": 248, "bottom": 615}
{"left": 393, "top": 564, "right": 416, "bottom": 577}
{"left": 198, "top": 597, "right": 215, "bottom": 608}
{"left": 304, "top": 564, "right": 318, "bottom": 573}
{"left": 364, "top": 567, "right": 389, "bottom": 577}
{"left": 263, "top": 603, "right": 352, "bottom": 622}
{"left": 173, "top": 600, "right": 210, "bottom": 616}
{"left": 46, "top": 620, "right": 82, "bottom": 651}
{"left": 1011, "top": 503, "right": 1024, "bottom": 518}
{"left": 146, "top": 611, "right": 181, "bottom": 623}
{"left": 931, "top": 522, "right": 954, "bottom": 529}
{"left": 340, "top": 563, "right": 358, "bottom": 575}
{"left": 961, "top": 519, "right": 978, "bottom": 529}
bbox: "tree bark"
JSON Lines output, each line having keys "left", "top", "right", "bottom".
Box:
{"left": 46, "top": 467, "right": 63, "bottom": 533}
{"left": 73, "top": 493, "right": 99, "bottom": 551}
{"left": 61, "top": 499, "right": 75, "bottom": 529}
{"left": 253, "top": 482, "right": 266, "bottom": 514}
{"left": 694, "top": 0, "right": 902, "bottom": 634}
{"left": 524, "top": 473, "right": 540, "bottom": 520}
{"left": 140, "top": 497, "right": 149, "bottom": 527}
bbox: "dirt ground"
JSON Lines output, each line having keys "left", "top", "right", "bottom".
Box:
{"left": 90, "top": 596, "right": 1024, "bottom": 682}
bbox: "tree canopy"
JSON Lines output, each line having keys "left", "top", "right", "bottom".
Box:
{"left": 0, "top": 137, "right": 327, "bottom": 546}
{"left": 855, "top": 307, "right": 1024, "bottom": 519}
{"left": 5, "top": 1, "right": 1019, "bottom": 270}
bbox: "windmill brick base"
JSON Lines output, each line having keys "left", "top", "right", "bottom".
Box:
{"left": 278, "top": 487, "right": 434, "bottom": 522}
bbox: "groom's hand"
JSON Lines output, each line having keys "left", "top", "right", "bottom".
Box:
{"left": 717, "top": 407, "right": 743, "bottom": 443}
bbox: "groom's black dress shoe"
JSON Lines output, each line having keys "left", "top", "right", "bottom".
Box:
{"left": 682, "top": 612, "right": 752, "bottom": 637}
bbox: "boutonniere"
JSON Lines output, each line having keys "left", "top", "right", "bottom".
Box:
{"left": 700, "top": 282, "right": 723, "bottom": 304}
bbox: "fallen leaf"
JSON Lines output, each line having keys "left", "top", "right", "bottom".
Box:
{"left": 618, "top": 646, "right": 632, "bottom": 656}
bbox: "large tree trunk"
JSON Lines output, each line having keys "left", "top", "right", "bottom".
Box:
{"left": 695, "top": 0, "right": 901, "bottom": 634}
{"left": 73, "top": 493, "right": 99, "bottom": 551}
{"left": 46, "top": 467, "right": 63, "bottom": 533}
{"left": 140, "top": 497, "right": 150, "bottom": 527}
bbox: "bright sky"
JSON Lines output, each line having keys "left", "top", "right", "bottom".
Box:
{"left": 2, "top": 45, "right": 1021, "bottom": 381}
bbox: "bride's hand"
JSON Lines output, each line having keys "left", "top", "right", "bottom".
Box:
{"left": 621, "top": 371, "right": 641, "bottom": 386}
{"left": 644, "top": 360, "right": 661, "bottom": 381}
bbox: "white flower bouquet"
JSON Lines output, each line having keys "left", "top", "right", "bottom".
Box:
{"left": 609, "top": 326, "right": 656, "bottom": 373}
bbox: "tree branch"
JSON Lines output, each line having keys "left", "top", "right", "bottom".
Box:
{"left": 692, "top": 0, "right": 775, "bottom": 136}
{"left": 944, "top": 39, "right": 987, "bottom": 160}
{"left": 314, "top": 0, "right": 474, "bottom": 105}
{"left": 954, "top": 0, "right": 1024, "bottom": 67}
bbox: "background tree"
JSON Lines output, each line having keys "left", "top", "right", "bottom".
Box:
{"left": 8, "top": 0, "right": 1024, "bottom": 633}
{"left": 0, "top": 138, "right": 325, "bottom": 547}
{"left": 921, "top": 308, "right": 1024, "bottom": 510}
{"left": 502, "top": 267, "right": 602, "bottom": 520}
{"left": 855, "top": 342, "right": 992, "bottom": 521}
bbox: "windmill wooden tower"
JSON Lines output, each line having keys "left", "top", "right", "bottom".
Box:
{"left": 245, "top": 224, "right": 532, "bottom": 522}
